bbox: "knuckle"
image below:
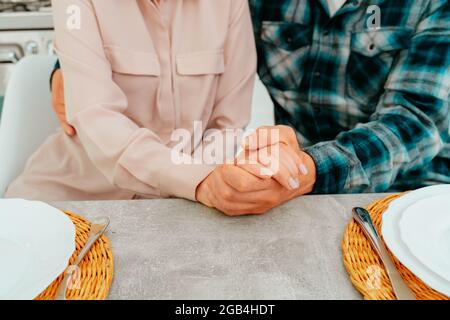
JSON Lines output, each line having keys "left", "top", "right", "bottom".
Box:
{"left": 234, "top": 180, "right": 248, "bottom": 192}
{"left": 252, "top": 206, "right": 271, "bottom": 215}
{"left": 217, "top": 166, "right": 231, "bottom": 180}
{"left": 222, "top": 210, "right": 236, "bottom": 217}
{"left": 278, "top": 125, "right": 296, "bottom": 140}
{"left": 265, "top": 194, "right": 279, "bottom": 206}
{"left": 222, "top": 190, "right": 232, "bottom": 200}
{"left": 217, "top": 164, "right": 227, "bottom": 174}
{"left": 221, "top": 205, "right": 239, "bottom": 216}
{"left": 226, "top": 176, "right": 250, "bottom": 193}
{"left": 233, "top": 183, "right": 244, "bottom": 193}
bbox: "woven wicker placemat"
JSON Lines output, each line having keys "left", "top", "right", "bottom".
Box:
{"left": 342, "top": 194, "right": 449, "bottom": 300}
{"left": 35, "top": 211, "right": 114, "bottom": 300}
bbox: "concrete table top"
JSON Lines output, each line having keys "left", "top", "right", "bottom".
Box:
{"left": 52, "top": 193, "right": 390, "bottom": 300}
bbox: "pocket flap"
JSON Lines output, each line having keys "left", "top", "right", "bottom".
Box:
{"left": 105, "top": 46, "right": 161, "bottom": 76}
{"left": 176, "top": 50, "right": 225, "bottom": 75}
{"left": 261, "top": 21, "right": 312, "bottom": 51}
{"left": 351, "top": 28, "right": 413, "bottom": 57}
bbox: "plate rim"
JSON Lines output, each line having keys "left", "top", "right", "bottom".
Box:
{"left": 0, "top": 199, "right": 76, "bottom": 300}
{"left": 398, "top": 194, "right": 450, "bottom": 281}
{"left": 381, "top": 185, "right": 450, "bottom": 296}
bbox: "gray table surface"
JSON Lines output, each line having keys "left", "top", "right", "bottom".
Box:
{"left": 52, "top": 193, "right": 389, "bottom": 300}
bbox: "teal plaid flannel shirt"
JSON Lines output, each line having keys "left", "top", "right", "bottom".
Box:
{"left": 250, "top": 0, "right": 450, "bottom": 193}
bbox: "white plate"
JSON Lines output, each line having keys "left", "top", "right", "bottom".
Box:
{"left": 382, "top": 185, "right": 450, "bottom": 297}
{"left": 0, "top": 199, "right": 75, "bottom": 300}
{"left": 399, "top": 195, "right": 450, "bottom": 282}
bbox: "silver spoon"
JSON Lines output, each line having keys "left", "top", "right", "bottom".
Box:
{"left": 352, "top": 207, "right": 415, "bottom": 300}
{"left": 54, "top": 217, "right": 110, "bottom": 300}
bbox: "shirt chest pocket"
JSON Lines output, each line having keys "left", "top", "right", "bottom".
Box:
{"left": 104, "top": 46, "right": 162, "bottom": 122}
{"left": 176, "top": 50, "right": 225, "bottom": 76}
{"left": 105, "top": 46, "right": 161, "bottom": 76}
{"left": 259, "top": 21, "right": 313, "bottom": 91}
{"left": 105, "top": 45, "right": 161, "bottom": 107}
{"left": 175, "top": 50, "right": 225, "bottom": 120}
{"left": 346, "top": 27, "right": 413, "bottom": 107}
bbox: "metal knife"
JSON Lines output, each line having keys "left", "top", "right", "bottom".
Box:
{"left": 352, "top": 207, "right": 416, "bottom": 300}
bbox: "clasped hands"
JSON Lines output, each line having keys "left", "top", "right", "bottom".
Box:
{"left": 196, "top": 126, "right": 317, "bottom": 216}
{"left": 51, "top": 70, "right": 315, "bottom": 214}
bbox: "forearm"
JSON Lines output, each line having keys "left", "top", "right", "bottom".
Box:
{"left": 305, "top": 91, "right": 447, "bottom": 194}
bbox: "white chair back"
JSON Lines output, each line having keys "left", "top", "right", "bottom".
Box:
{"left": 0, "top": 55, "right": 59, "bottom": 197}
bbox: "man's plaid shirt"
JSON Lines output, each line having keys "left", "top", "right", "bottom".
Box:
{"left": 249, "top": 0, "right": 450, "bottom": 193}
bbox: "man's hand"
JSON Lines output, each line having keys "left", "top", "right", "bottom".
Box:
{"left": 51, "top": 69, "right": 76, "bottom": 136}
{"left": 236, "top": 142, "right": 307, "bottom": 190}
{"left": 240, "top": 125, "right": 316, "bottom": 192}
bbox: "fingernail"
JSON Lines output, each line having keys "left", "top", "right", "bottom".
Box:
{"left": 260, "top": 167, "right": 274, "bottom": 177}
{"left": 299, "top": 164, "right": 308, "bottom": 175}
{"left": 288, "top": 177, "right": 300, "bottom": 189}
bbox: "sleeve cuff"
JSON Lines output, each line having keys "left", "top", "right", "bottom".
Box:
{"left": 49, "top": 60, "right": 61, "bottom": 90}
{"left": 158, "top": 163, "right": 216, "bottom": 201}
{"left": 304, "top": 142, "right": 350, "bottom": 194}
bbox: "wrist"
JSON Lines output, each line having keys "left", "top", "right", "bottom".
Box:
{"left": 195, "top": 173, "right": 213, "bottom": 207}
{"left": 300, "top": 151, "right": 317, "bottom": 195}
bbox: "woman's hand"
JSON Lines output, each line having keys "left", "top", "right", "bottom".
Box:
{"left": 236, "top": 125, "right": 308, "bottom": 190}
{"left": 51, "top": 69, "right": 76, "bottom": 136}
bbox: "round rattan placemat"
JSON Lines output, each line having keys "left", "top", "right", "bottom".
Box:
{"left": 35, "top": 211, "right": 114, "bottom": 300}
{"left": 342, "top": 194, "right": 449, "bottom": 300}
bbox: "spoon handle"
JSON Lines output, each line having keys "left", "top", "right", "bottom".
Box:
{"left": 352, "top": 207, "right": 416, "bottom": 300}
{"left": 54, "top": 217, "right": 110, "bottom": 300}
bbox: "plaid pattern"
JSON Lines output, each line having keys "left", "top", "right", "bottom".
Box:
{"left": 250, "top": 0, "right": 450, "bottom": 193}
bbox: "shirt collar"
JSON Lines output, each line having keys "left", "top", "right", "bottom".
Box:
{"left": 320, "top": 0, "right": 347, "bottom": 17}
